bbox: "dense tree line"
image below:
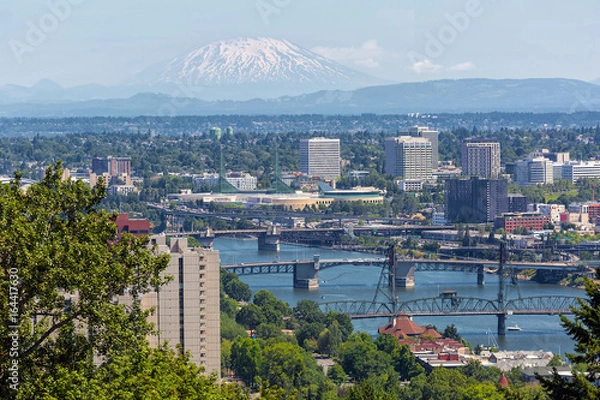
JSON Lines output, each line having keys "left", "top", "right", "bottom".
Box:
{"left": 1, "top": 125, "right": 600, "bottom": 184}
{"left": 1, "top": 113, "right": 599, "bottom": 137}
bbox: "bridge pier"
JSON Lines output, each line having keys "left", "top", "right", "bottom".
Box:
{"left": 258, "top": 226, "right": 281, "bottom": 251}
{"left": 477, "top": 265, "right": 485, "bottom": 286}
{"left": 394, "top": 257, "right": 415, "bottom": 288}
{"left": 193, "top": 227, "right": 215, "bottom": 249}
{"left": 294, "top": 255, "right": 319, "bottom": 289}
{"left": 497, "top": 313, "right": 506, "bottom": 336}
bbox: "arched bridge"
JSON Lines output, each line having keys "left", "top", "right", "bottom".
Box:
{"left": 318, "top": 295, "right": 580, "bottom": 319}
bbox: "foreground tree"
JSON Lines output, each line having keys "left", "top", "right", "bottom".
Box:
{"left": 0, "top": 164, "right": 172, "bottom": 397}
{"left": 540, "top": 268, "right": 600, "bottom": 399}
{"left": 18, "top": 345, "right": 247, "bottom": 399}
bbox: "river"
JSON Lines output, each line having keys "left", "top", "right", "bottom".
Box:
{"left": 215, "top": 237, "right": 584, "bottom": 355}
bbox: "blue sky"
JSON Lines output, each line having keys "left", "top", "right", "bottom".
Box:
{"left": 1, "top": 0, "right": 599, "bottom": 87}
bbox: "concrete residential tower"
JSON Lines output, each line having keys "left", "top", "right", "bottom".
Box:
{"left": 152, "top": 236, "right": 221, "bottom": 375}
{"left": 461, "top": 139, "right": 501, "bottom": 178}
{"left": 300, "top": 138, "right": 341, "bottom": 180}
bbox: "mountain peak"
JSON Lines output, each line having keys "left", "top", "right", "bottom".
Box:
{"left": 134, "top": 37, "right": 380, "bottom": 99}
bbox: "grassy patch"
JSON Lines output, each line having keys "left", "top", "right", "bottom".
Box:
{"left": 544, "top": 190, "right": 578, "bottom": 202}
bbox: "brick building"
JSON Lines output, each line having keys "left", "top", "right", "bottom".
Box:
{"left": 494, "top": 212, "right": 551, "bottom": 233}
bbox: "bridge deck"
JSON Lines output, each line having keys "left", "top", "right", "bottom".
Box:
{"left": 221, "top": 258, "right": 577, "bottom": 273}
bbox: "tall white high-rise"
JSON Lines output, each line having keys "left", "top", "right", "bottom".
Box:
{"left": 300, "top": 138, "right": 341, "bottom": 179}
{"left": 406, "top": 126, "right": 439, "bottom": 169}
{"left": 461, "top": 139, "right": 501, "bottom": 178}
{"left": 384, "top": 136, "right": 432, "bottom": 180}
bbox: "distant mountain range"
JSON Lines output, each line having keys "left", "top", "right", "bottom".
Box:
{"left": 0, "top": 37, "right": 382, "bottom": 105}
{"left": 1, "top": 37, "right": 599, "bottom": 116}
{"left": 1, "top": 78, "right": 599, "bottom": 117}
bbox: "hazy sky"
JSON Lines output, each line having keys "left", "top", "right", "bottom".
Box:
{"left": 1, "top": 0, "right": 599, "bottom": 87}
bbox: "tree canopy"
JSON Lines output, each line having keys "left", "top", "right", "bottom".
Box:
{"left": 540, "top": 268, "right": 600, "bottom": 399}
{"left": 0, "top": 164, "right": 240, "bottom": 399}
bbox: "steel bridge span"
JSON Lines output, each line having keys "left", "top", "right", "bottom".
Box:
{"left": 221, "top": 257, "right": 579, "bottom": 288}
{"left": 318, "top": 295, "right": 580, "bottom": 319}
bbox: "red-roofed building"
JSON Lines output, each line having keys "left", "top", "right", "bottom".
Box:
{"left": 498, "top": 374, "right": 509, "bottom": 387}
{"left": 378, "top": 314, "right": 442, "bottom": 339}
{"left": 115, "top": 214, "right": 152, "bottom": 239}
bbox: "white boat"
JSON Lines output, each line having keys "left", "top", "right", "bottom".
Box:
{"left": 507, "top": 325, "right": 522, "bottom": 331}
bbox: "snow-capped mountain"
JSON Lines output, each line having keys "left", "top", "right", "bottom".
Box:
{"left": 134, "top": 37, "right": 382, "bottom": 99}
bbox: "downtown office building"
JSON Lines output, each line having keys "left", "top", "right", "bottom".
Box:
{"left": 300, "top": 138, "right": 341, "bottom": 180}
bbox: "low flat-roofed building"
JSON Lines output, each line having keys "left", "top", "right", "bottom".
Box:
{"left": 494, "top": 212, "right": 550, "bottom": 233}
{"left": 115, "top": 214, "right": 151, "bottom": 238}
{"left": 398, "top": 179, "right": 424, "bottom": 192}
{"left": 489, "top": 350, "right": 554, "bottom": 371}
{"left": 521, "top": 366, "right": 573, "bottom": 383}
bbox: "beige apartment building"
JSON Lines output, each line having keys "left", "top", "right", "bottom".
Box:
{"left": 115, "top": 236, "right": 221, "bottom": 376}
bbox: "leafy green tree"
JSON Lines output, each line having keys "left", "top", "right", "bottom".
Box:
{"left": 221, "top": 270, "right": 252, "bottom": 302}
{"left": 443, "top": 324, "right": 461, "bottom": 341}
{"left": 459, "top": 359, "right": 502, "bottom": 384}
{"left": 317, "top": 321, "right": 342, "bottom": 356}
{"left": 540, "top": 268, "right": 600, "bottom": 399}
{"left": 225, "top": 279, "right": 252, "bottom": 302}
{"left": 256, "top": 323, "right": 283, "bottom": 341}
{"left": 344, "top": 374, "right": 403, "bottom": 400}
{"left": 460, "top": 382, "right": 504, "bottom": 400}
{"left": 296, "top": 322, "right": 326, "bottom": 350}
{"left": 260, "top": 304, "right": 285, "bottom": 328}
{"left": 325, "top": 311, "right": 353, "bottom": 341}
{"left": 421, "top": 368, "right": 470, "bottom": 400}
{"left": 294, "top": 299, "right": 325, "bottom": 324}
{"left": 220, "top": 313, "right": 248, "bottom": 341}
{"left": 391, "top": 344, "right": 424, "bottom": 381}
{"left": 338, "top": 333, "right": 394, "bottom": 381}
{"left": 235, "top": 303, "right": 266, "bottom": 331}
{"left": 221, "top": 339, "right": 233, "bottom": 377}
{"left": 18, "top": 344, "right": 247, "bottom": 399}
{"left": 375, "top": 333, "right": 400, "bottom": 354}
{"left": 261, "top": 342, "right": 306, "bottom": 395}
{"left": 0, "top": 164, "right": 171, "bottom": 397}
{"left": 220, "top": 296, "right": 238, "bottom": 319}
{"left": 327, "top": 364, "right": 347, "bottom": 386}
{"left": 253, "top": 289, "right": 291, "bottom": 316}
{"left": 231, "top": 336, "right": 263, "bottom": 388}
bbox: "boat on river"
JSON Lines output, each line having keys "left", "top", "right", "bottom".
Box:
{"left": 507, "top": 325, "right": 522, "bottom": 331}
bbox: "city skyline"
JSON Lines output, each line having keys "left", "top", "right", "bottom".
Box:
{"left": 1, "top": 1, "right": 599, "bottom": 89}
